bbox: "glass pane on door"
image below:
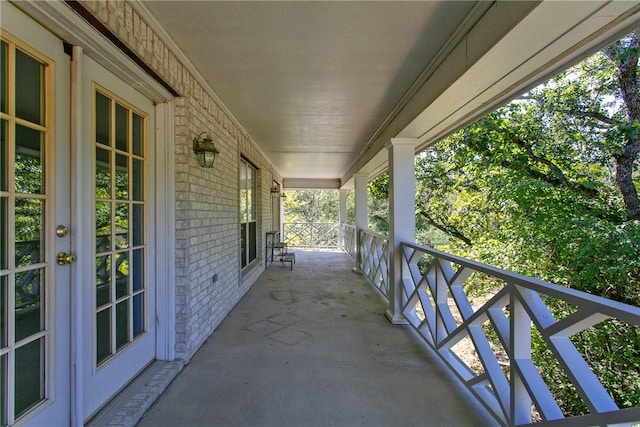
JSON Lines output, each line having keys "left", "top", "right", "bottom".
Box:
{"left": 14, "top": 125, "right": 45, "bottom": 195}
{"left": 0, "top": 41, "right": 7, "bottom": 115}
{"left": 93, "top": 88, "right": 147, "bottom": 367}
{"left": 1, "top": 119, "right": 7, "bottom": 192}
{"left": 14, "top": 49, "right": 43, "bottom": 126}
{"left": 14, "top": 198, "right": 43, "bottom": 267}
{"left": 14, "top": 338, "right": 44, "bottom": 418}
{"left": 14, "top": 269, "right": 43, "bottom": 342}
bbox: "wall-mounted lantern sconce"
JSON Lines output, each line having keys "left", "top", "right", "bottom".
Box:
{"left": 193, "top": 132, "right": 220, "bottom": 168}
{"left": 271, "top": 184, "right": 280, "bottom": 198}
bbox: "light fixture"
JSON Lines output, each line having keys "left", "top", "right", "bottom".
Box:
{"left": 271, "top": 184, "right": 280, "bottom": 198}
{"left": 193, "top": 132, "right": 220, "bottom": 168}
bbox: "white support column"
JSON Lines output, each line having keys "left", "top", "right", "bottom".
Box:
{"left": 280, "top": 194, "right": 284, "bottom": 235}
{"left": 70, "top": 44, "right": 85, "bottom": 427}
{"left": 353, "top": 172, "right": 368, "bottom": 272}
{"left": 155, "top": 99, "right": 176, "bottom": 362}
{"left": 338, "top": 189, "right": 348, "bottom": 249}
{"left": 386, "top": 138, "right": 417, "bottom": 324}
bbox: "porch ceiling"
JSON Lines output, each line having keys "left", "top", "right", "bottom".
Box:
{"left": 139, "top": 1, "right": 640, "bottom": 188}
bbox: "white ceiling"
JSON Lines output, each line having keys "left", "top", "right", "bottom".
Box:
{"left": 139, "top": 1, "right": 640, "bottom": 188}
{"left": 143, "top": 1, "right": 479, "bottom": 180}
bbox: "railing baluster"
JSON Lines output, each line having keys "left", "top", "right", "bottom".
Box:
{"left": 511, "top": 289, "right": 532, "bottom": 425}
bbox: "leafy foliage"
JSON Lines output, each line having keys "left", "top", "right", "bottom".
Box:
{"left": 283, "top": 190, "right": 339, "bottom": 223}
{"left": 367, "top": 173, "right": 389, "bottom": 234}
{"left": 408, "top": 35, "right": 639, "bottom": 300}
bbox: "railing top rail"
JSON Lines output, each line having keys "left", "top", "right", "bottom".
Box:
{"left": 401, "top": 241, "right": 640, "bottom": 323}
{"left": 284, "top": 222, "right": 339, "bottom": 225}
{"left": 359, "top": 228, "right": 389, "bottom": 240}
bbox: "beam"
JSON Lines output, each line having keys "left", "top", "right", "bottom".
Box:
{"left": 283, "top": 178, "right": 342, "bottom": 190}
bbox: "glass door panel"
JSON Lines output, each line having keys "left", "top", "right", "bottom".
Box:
{"left": 14, "top": 338, "right": 44, "bottom": 419}
{"left": 0, "top": 42, "right": 6, "bottom": 115}
{"left": 0, "top": 37, "right": 51, "bottom": 425}
{"left": 93, "top": 88, "right": 147, "bottom": 367}
{"left": 14, "top": 50, "right": 43, "bottom": 126}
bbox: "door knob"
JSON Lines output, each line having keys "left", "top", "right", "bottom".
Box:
{"left": 55, "top": 225, "right": 69, "bottom": 238}
{"left": 57, "top": 252, "right": 77, "bottom": 265}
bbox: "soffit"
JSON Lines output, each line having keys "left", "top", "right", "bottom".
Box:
{"left": 141, "top": 1, "right": 481, "bottom": 182}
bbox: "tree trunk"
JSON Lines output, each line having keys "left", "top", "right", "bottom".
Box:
{"left": 615, "top": 153, "right": 640, "bottom": 220}
{"left": 605, "top": 30, "right": 640, "bottom": 220}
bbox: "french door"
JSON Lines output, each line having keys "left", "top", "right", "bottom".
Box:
{"left": 79, "top": 56, "right": 156, "bottom": 419}
{"left": 2, "top": 3, "right": 161, "bottom": 424}
{"left": 1, "top": 3, "right": 71, "bottom": 425}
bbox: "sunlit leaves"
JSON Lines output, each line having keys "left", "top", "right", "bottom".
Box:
{"left": 284, "top": 190, "right": 340, "bottom": 223}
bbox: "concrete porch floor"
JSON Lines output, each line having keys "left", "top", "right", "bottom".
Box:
{"left": 137, "top": 249, "right": 495, "bottom": 427}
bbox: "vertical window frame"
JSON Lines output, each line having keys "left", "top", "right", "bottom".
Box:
{"left": 240, "top": 157, "right": 258, "bottom": 269}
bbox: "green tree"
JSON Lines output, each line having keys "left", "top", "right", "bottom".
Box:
{"left": 283, "top": 190, "right": 339, "bottom": 223}
{"left": 407, "top": 31, "right": 640, "bottom": 303}
{"left": 367, "top": 173, "right": 389, "bottom": 234}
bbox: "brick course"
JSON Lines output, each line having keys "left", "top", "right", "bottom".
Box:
{"left": 78, "top": 0, "right": 282, "bottom": 361}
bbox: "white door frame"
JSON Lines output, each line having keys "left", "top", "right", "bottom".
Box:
{"left": 154, "top": 100, "right": 176, "bottom": 362}
{"left": 70, "top": 44, "right": 86, "bottom": 427}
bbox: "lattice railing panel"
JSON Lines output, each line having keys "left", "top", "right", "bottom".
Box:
{"left": 284, "top": 222, "right": 339, "bottom": 248}
{"left": 342, "top": 224, "right": 356, "bottom": 257}
{"left": 359, "top": 229, "right": 389, "bottom": 299}
{"left": 401, "top": 242, "right": 640, "bottom": 426}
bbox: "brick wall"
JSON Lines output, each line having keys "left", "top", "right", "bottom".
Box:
{"left": 78, "top": 0, "right": 282, "bottom": 361}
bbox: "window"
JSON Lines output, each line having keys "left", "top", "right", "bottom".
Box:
{"left": 240, "top": 158, "right": 257, "bottom": 268}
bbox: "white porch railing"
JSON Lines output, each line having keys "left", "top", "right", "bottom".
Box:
{"left": 283, "top": 222, "right": 339, "bottom": 248}
{"left": 340, "top": 226, "right": 640, "bottom": 426}
{"left": 359, "top": 229, "right": 390, "bottom": 300}
{"left": 341, "top": 224, "right": 356, "bottom": 257}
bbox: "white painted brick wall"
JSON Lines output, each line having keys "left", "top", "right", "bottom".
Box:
{"left": 79, "top": 0, "right": 283, "bottom": 362}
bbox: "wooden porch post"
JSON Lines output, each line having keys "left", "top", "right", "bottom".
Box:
{"left": 386, "top": 138, "right": 417, "bottom": 324}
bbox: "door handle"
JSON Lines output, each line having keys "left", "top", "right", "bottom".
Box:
{"left": 57, "top": 252, "right": 77, "bottom": 265}
{"left": 56, "top": 225, "right": 69, "bottom": 238}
